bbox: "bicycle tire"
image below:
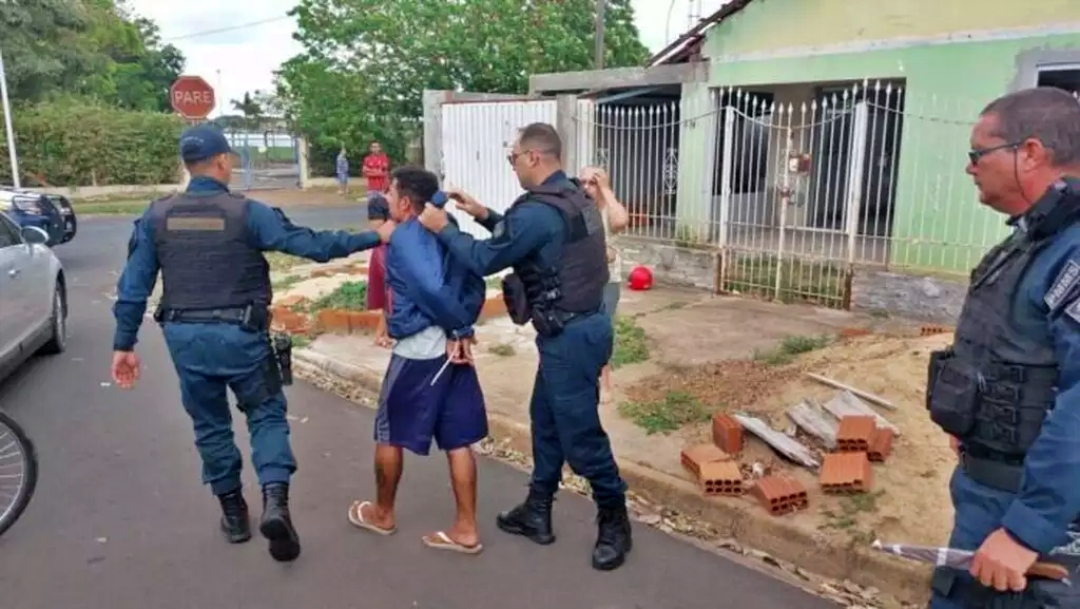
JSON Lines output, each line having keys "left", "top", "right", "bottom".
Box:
{"left": 0, "top": 410, "right": 38, "bottom": 538}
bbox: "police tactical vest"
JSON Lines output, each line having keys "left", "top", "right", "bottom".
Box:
{"left": 511, "top": 179, "right": 609, "bottom": 315}
{"left": 149, "top": 191, "right": 271, "bottom": 311}
{"left": 928, "top": 183, "right": 1080, "bottom": 461}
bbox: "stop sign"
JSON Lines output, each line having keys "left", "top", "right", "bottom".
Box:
{"left": 169, "top": 75, "right": 216, "bottom": 119}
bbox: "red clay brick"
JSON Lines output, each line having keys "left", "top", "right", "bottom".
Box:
{"left": 836, "top": 415, "right": 876, "bottom": 452}
{"left": 920, "top": 324, "right": 953, "bottom": 336}
{"left": 699, "top": 461, "right": 744, "bottom": 497}
{"left": 868, "top": 427, "right": 895, "bottom": 462}
{"left": 480, "top": 297, "right": 507, "bottom": 320}
{"left": 819, "top": 452, "right": 873, "bottom": 494}
{"left": 270, "top": 307, "right": 309, "bottom": 334}
{"left": 316, "top": 309, "right": 351, "bottom": 334}
{"left": 840, "top": 327, "right": 873, "bottom": 339}
{"left": 680, "top": 444, "right": 731, "bottom": 479}
{"left": 752, "top": 475, "right": 809, "bottom": 516}
{"left": 712, "top": 413, "right": 743, "bottom": 455}
{"left": 346, "top": 310, "right": 382, "bottom": 333}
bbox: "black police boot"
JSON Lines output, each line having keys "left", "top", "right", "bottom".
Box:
{"left": 259, "top": 482, "right": 301, "bottom": 562}
{"left": 591, "top": 503, "right": 632, "bottom": 571}
{"left": 495, "top": 489, "right": 556, "bottom": 545}
{"left": 217, "top": 489, "right": 252, "bottom": 544}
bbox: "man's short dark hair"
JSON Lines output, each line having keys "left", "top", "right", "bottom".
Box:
{"left": 519, "top": 123, "right": 562, "bottom": 160}
{"left": 391, "top": 166, "right": 439, "bottom": 212}
{"left": 981, "top": 87, "right": 1080, "bottom": 166}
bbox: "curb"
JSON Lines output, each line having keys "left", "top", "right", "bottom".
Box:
{"left": 293, "top": 348, "right": 932, "bottom": 606}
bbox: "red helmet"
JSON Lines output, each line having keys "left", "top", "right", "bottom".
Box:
{"left": 627, "top": 266, "right": 653, "bottom": 291}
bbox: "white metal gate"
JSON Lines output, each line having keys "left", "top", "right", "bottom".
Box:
{"left": 440, "top": 99, "right": 557, "bottom": 237}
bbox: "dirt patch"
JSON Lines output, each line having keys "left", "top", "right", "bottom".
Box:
{"left": 622, "top": 331, "right": 955, "bottom": 552}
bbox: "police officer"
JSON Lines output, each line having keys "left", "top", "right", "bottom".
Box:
{"left": 110, "top": 125, "right": 391, "bottom": 562}
{"left": 416, "top": 122, "right": 632, "bottom": 570}
{"left": 927, "top": 87, "right": 1080, "bottom": 608}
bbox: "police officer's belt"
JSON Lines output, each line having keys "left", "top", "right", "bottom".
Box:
{"left": 158, "top": 306, "right": 265, "bottom": 328}
{"left": 959, "top": 451, "right": 1023, "bottom": 493}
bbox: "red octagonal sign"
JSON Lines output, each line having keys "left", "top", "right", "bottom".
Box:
{"left": 169, "top": 75, "right": 216, "bottom": 120}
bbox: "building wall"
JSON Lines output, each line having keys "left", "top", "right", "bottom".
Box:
{"left": 704, "top": 0, "right": 1080, "bottom": 59}
{"left": 692, "top": 1, "right": 1080, "bottom": 272}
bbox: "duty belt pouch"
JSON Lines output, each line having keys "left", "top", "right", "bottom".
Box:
{"left": 502, "top": 274, "right": 531, "bottom": 326}
{"left": 926, "top": 349, "right": 980, "bottom": 437}
{"left": 271, "top": 332, "right": 294, "bottom": 386}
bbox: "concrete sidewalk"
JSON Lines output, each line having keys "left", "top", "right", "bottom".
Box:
{"left": 290, "top": 283, "right": 930, "bottom": 609}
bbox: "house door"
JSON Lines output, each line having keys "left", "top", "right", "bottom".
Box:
{"left": 440, "top": 99, "right": 558, "bottom": 237}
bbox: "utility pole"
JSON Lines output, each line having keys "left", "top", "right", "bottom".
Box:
{"left": 0, "top": 47, "right": 20, "bottom": 189}
{"left": 594, "top": 0, "right": 606, "bottom": 70}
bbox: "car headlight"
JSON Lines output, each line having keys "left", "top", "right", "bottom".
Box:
{"left": 11, "top": 196, "right": 42, "bottom": 215}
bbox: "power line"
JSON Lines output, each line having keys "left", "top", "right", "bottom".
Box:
{"left": 161, "top": 15, "right": 292, "bottom": 42}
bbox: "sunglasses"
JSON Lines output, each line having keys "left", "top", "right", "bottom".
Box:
{"left": 968, "top": 142, "right": 1020, "bottom": 165}
{"left": 507, "top": 148, "right": 555, "bottom": 166}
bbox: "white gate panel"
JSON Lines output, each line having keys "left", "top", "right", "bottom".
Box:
{"left": 441, "top": 99, "right": 558, "bottom": 238}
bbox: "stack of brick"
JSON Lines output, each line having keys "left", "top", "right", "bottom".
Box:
{"left": 819, "top": 415, "right": 895, "bottom": 493}
{"left": 680, "top": 444, "right": 743, "bottom": 497}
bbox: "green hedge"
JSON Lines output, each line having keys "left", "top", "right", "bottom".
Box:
{"left": 0, "top": 97, "right": 185, "bottom": 187}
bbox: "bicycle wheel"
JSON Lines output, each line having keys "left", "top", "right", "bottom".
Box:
{"left": 0, "top": 410, "right": 38, "bottom": 538}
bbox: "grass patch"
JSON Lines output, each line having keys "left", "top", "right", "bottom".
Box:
{"left": 71, "top": 199, "right": 150, "bottom": 215}
{"left": 753, "top": 333, "right": 833, "bottom": 366}
{"left": 723, "top": 255, "right": 847, "bottom": 307}
{"left": 273, "top": 274, "right": 302, "bottom": 290}
{"left": 310, "top": 281, "right": 367, "bottom": 311}
{"left": 611, "top": 315, "right": 649, "bottom": 369}
{"left": 488, "top": 343, "right": 516, "bottom": 357}
{"left": 485, "top": 275, "right": 503, "bottom": 289}
{"left": 291, "top": 335, "right": 312, "bottom": 349}
{"left": 617, "top": 391, "right": 711, "bottom": 434}
{"left": 819, "top": 490, "right": 885, "bottom": 544}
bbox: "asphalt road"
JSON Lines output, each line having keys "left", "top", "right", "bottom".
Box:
{"left": 0, "top": 205, "right": 838, "bottom": 609}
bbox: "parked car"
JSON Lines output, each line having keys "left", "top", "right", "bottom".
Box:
{"left": 0, "top": 211, "right": 67, "bottom": 382}
{"left": 0, "top": 189, "right": 66, "bottom": 247}
{"left": 44, "top": 195, "right": 77, "bottom": 243}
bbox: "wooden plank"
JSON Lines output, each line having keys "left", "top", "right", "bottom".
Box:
{"left": 786, "top": 400, "right": 839, "bottom": 450}
{"left": 806, "top": 373, "right": 897, "bottom": 411}
{"left": 733, "top": 413, "right": 820, "bottom": 470}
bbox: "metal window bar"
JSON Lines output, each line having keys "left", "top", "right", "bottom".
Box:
{"left": 570, "top": 79, "right": 1072, "bottom": 309}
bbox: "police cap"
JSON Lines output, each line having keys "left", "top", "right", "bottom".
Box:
{"left": 179, "top": 124, "right": 234, "bottom": 164}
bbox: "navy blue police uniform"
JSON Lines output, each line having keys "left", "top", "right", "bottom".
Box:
{"left": 928, "top": 179, "right": 1080, "bottom": 608}
{"left": 430, "top": 170, "right": 632, "bottom": 571}
{"left": 112, "top": 125, "right": 382, "bottom": 562}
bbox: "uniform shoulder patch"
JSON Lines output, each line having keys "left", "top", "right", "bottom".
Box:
{"left": 1044, "top": 259, "right": 1080, "bottom": 311}
{"left": 1065, "top": 298, "right": 1080, "bottom": 326}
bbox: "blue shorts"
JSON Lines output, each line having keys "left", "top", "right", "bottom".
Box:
{"left": 374, "top": 354, "right": 488, "bottom": 455}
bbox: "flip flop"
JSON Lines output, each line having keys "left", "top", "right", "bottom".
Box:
{"left": 421, "top": 531, "right": 484, "bottom": 555}
{"left": 347, "top": 500, "right": 396, "bottom": 535}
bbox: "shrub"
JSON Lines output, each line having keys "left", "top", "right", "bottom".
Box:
{"left": 0, "top": 97, "right": 185, "bottom": 187}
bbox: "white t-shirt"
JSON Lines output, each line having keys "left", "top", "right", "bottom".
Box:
{"left": 601, "top": 205, "right": 622, "bottom": 283}
{"left": 392, "top": 325, "right": 447, "bottom": 360}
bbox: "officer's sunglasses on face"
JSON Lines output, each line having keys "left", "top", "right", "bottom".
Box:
{"left": 507, "top": 149, "right": 555, "bottom": 166}
{"left": 968, "top": 141, "right": 1021, "bottom": 166}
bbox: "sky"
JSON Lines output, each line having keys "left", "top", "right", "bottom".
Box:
{"left": 130, "top": 0, "right": 730, "bottom": 117}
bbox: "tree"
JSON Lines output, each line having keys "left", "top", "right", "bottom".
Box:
{"left": 0, "top": 0, "right": 185, "bottom": 109}
{"left": 231, "top": 92, "right": 264, "bottom": 129}
{"left": 277, "top": 0, "right": 649, "bottom": 172}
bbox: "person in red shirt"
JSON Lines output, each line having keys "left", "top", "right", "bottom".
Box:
{"left": 366, "top": 192, "right": 391, "bottom": 343}
{"left": 362, "top": 142, "right": 390, "bottom": 194}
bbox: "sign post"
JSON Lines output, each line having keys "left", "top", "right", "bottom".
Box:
{"left": 169, "top": 75, "right": 216, "bottom": 123}
{"left": 0, "top": 47, "right": 20, "bottom": 188}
